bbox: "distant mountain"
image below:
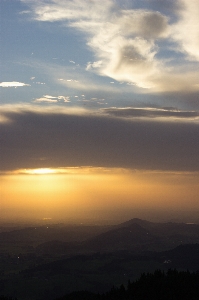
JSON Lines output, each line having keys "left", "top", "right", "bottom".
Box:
{"left": 83, "top": 222, "right": 162, "bottom": 252}
{"left": 0, "top": 224, "right": 110, "bottom": 254}
{"left": 34, "top": 218, "right": 199, "bottom": 255}
{"left": 2, "top": 218, "right": 199, "bottom": 256}
{"left": 81, "top": 218, "right": 199, "bottom": 253}
{"left": 118, "top": 218, "right": 154, "bottom": 228}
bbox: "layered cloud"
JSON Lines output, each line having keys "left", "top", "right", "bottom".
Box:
{"left": 20, "top": 0, "right": 199, "bottom": 92}
{"left": 0, "top": 105, "right": 198, "bottom": 172}
{"left": 102, "top": 107, "right": 199, "bottom": 120}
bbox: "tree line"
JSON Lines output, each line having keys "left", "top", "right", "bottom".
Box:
{"left": 57, "top": 269, "right": 199, "bottom": 300}
{"left": 1, "top": 269, "right": 199, "bottom": 300}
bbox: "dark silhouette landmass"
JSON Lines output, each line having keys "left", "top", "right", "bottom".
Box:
{"left": 1, "top": 269, "right": 199, "bottom": 300}
{"left": 0, "top": 297, "right": 17, "bottom": 300}
{"left": 56, "top": 269, "right": 199, "bottom": 300}
{"left": 1, "top": 218, "right": 199, "bottom": 299}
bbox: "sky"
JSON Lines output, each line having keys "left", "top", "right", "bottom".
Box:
{"left": 0, "top": 0, "right": 199, "bottom": 224}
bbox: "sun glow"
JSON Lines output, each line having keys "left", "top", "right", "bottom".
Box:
{"left": 22, "top": 168, "right": 57, "bottom": 175}
{"left": 1, "top": 167, "right": 199, "bottom": 222}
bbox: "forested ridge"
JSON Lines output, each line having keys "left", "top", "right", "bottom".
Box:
{"left": 56, "top": 269, "right": 199, "bottom": 300}
{"left": 1, "top": 269, "right": 199, "bottom": 300}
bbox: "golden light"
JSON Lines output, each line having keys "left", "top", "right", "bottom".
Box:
{"left": 1, "top": 167, "right": 199, "bottom": 222}
{"left": 23, "top": 168, "right": 57, "bottom": 175}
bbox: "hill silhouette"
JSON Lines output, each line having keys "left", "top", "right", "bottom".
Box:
{"left": 84, "top": 222, "right": 161, "bottom": 252}
{"left": 34, "top": 218, "right": 199, "bottom": 255}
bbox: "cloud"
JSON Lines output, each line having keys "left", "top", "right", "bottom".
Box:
{"left": 20, "top": 0, "right": 199, "bottom": 93}
{"left": 24, "top": 59, "right": 121, "bottom": 94}
{"left": 102, "top": 107, "right": 199, "bottom": 120}
{"left": 0, "top": 104, "right": 199, "bottom": 172}
{"left": 57, "top": 96, "right": 70, "bottom": 102}
{"left": 33, "top": 95, "right": 70, "bottom": 103}
{"left": 0, "top": 81, "right": 30, "bottom": 87}
{"left": 21, "top": 0, "right": 113, "bottom": 22}
{"left": 34, "top": 98, "right": 57, "bottom": 103}
{"left": 172, "top": 0, "right": 199, "bottom": 61}
{"left": 0, "top": 104, "right": 86, "bottom": 119}
{"left": 119, "top": 10, "right": 170, "bottom": 39}
{"left": 35, "top": 82, "right": 45, "bottom": 85}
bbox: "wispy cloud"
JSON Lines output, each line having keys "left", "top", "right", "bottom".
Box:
{"left": 23, "top": 59, "right": 121, "bottom": 94}
{"left": 0, "top": 81, "right": 30, "bottom": 87}
{"left": 102, "top": 107, "right": 199, "bottom": 121}
{"left": 0, "top": 103, "right": 86, "bottom": 116}
{"left": 20, "top": 0, "right": 199, "bottom": 92}
{"left": 33, "top": 95, "right": 70, "bottom": 103}
{"left": 34, "top": 98, "right": 57, "bottom": 103}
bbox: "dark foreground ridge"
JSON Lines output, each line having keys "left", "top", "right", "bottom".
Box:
{"left": 1, "top": 269, "right": 199, "bottom": 300}
{"left": 0, "top": 297, "right": 17, "bottom": 300}
{"left": 56, "top": 269, "right": 199, "bottom": 300}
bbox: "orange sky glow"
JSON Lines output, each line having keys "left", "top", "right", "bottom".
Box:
{"left": 1, "top": 168, "right": 199, "bottom": 223}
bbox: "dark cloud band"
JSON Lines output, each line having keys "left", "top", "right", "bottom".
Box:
{"left": 103, "top": 107, "right": 199, "bottom": 119}
{"left": 0, "top": 109, "right": 199, "bottom": 172}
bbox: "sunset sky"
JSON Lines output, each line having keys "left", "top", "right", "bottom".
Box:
{"left": 0, "top": 0, "right": 199, "bottom": 223}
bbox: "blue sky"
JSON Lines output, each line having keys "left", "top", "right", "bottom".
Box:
{"left": 1, "top": 0, "right": 199, "bottom": 109}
